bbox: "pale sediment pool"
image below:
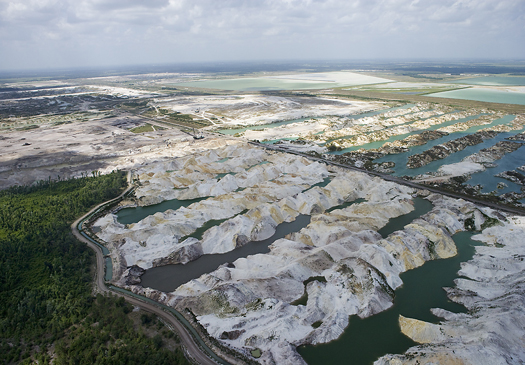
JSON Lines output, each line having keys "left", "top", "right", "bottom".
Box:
{"left": 174, "top": 72, "right": 392, "bottom": 91}
{"left": 446, "top": 76, "right": 525, "bottom": 86}
{"left": 175, "top": 78, "right": 337, "bottom": 91}
{"left": 298, "top": 231, "right": 481, "bottom": 365}
{"left": 429, "top": 88, "right": 525, "bottom": 105}
{"left": 140, "top": 214, "right": 312, "bottom": 292}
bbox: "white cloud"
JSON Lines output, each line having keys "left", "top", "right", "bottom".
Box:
{"left": 0, "top": 0, "right": 523, "bottom": 70}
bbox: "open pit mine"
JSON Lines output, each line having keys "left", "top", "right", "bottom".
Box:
{"left": 92, "top": 141, "right": 525, "bottom": 365}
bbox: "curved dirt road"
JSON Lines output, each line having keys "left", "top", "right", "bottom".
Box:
{"left": 71, "top": 185, "right": 227, "bottom": 365}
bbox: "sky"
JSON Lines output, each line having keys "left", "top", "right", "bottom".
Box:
{"left": 1, "top": 0, "right": 524, "bottom": 71}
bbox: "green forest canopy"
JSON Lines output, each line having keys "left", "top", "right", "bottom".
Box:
{"left": 0, "top": 172, "right": 188, "bottom": 364}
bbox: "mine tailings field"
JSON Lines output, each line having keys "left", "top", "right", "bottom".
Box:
{"left": 123, "top": 192, "right": 483, "bottom": 364}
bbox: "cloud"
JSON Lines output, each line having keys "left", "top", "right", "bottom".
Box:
{"left": 0, "top": 0, "right": 523, "bottom": 70}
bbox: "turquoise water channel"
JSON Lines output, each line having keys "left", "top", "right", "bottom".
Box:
{"left": 374, "top": 115, "right": 520, "bottom": 177}
{"left": 467, "top": 143, "right": 525, "bottom": 194}
{"left": 298, "top": 231, "right": 481, "bottom": 365}
{"left": 328, "top": 113, "right": 487, "bottom": 155}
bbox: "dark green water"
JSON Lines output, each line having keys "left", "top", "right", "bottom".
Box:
{"left": 298, "top": 231, "right": 481, "bottom": 365}
{"left": 117, "top": 175, "right": 328, "bottom": 226}
{"left": 303, "top": 177, "right": 332, "bottom": 192}
{"left": 216, "top": 172, "right": 236, "bottom": 179}
{"left": 325, "top": 198, "right": 366, "bottom": 213}
{"left": 104, "top": 257, "right": 113, "bottom": 281}
{"left": 378, "top": 197, "right": 434, "bottom": 238}
{"left": 140, "top": 214, "right": 312, "bottom": 292}
{"left": 182, "top": 209, "right": 249, "bottom": 242}
{"left": 116, "top": 196, "right": 208, "bottom": 225}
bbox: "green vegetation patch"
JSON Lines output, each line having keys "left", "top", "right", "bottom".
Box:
{"left": 145, "top": 109, "right": 212, "bottom": 129}
{"left": 250, "top": 348, "right": 262, "bottom": 358}
{"left": 16, "top": 124, "right": 40, "bottom": 131}
{"left": 480, "top": 214, "right": 503, "bottom": 231}
{"left": 312, "top": 321, "right": 323, "bottom": 328}
{"left": 130, "top": 123, "right": 155, "bottom": 133}
{"left": 0, "top": 172, "right": 188, "bottom": 364}
{"left": 53, "top": 294, "right": 188, "bottom": 365}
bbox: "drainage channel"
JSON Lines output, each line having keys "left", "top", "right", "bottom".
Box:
{"left": 140, "top": 214, "right": 312, "bottom": 292}
{"left": 116, "top": 196, "right": 209, "bottom": 225}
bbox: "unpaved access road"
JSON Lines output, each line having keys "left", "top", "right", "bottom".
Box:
{"left": 71, "top": 182, "right": 228, "bottom": 365}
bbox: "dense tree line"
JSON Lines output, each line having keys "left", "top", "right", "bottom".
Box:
{"left": 0, "top": 172, "right": 188, "bottom": 364}
{"left": 52, "top": 294, "right": 187, "bottom": 365}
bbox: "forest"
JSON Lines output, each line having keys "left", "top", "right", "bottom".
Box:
{"left": 0, "top": 172, "right": 188, "bottom": 364}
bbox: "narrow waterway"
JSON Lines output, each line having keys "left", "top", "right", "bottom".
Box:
{"left": 378, "top": 197, "right": 434, "bottom": 238}
{"left": 466, "top": 143, "right": 525, "bottom": 194}
{"left": 325, "top": 198, "right": 366, "bottom": 213}
{"left": 116, "top": 196, "right": 208, "bottom": 225}
{"left": 298, "top": 231, "right": 481, "bottom": 365}
{"left": 373, "top": 115, "right": 511, "bottom": 172}
{"left": 323, "top": 107, "right": 440, "bottom": 146}
{"left": 375, "top": 121, "right": 522, "bottom": 178}
{"left": 346, "top": 104, "right": 415, "bottom": 120}
{"left": 140, "top": 214, "right": 312, "bottom": 292}
{"left": 328, "top": 113, "right": 487, "bottom": 155}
